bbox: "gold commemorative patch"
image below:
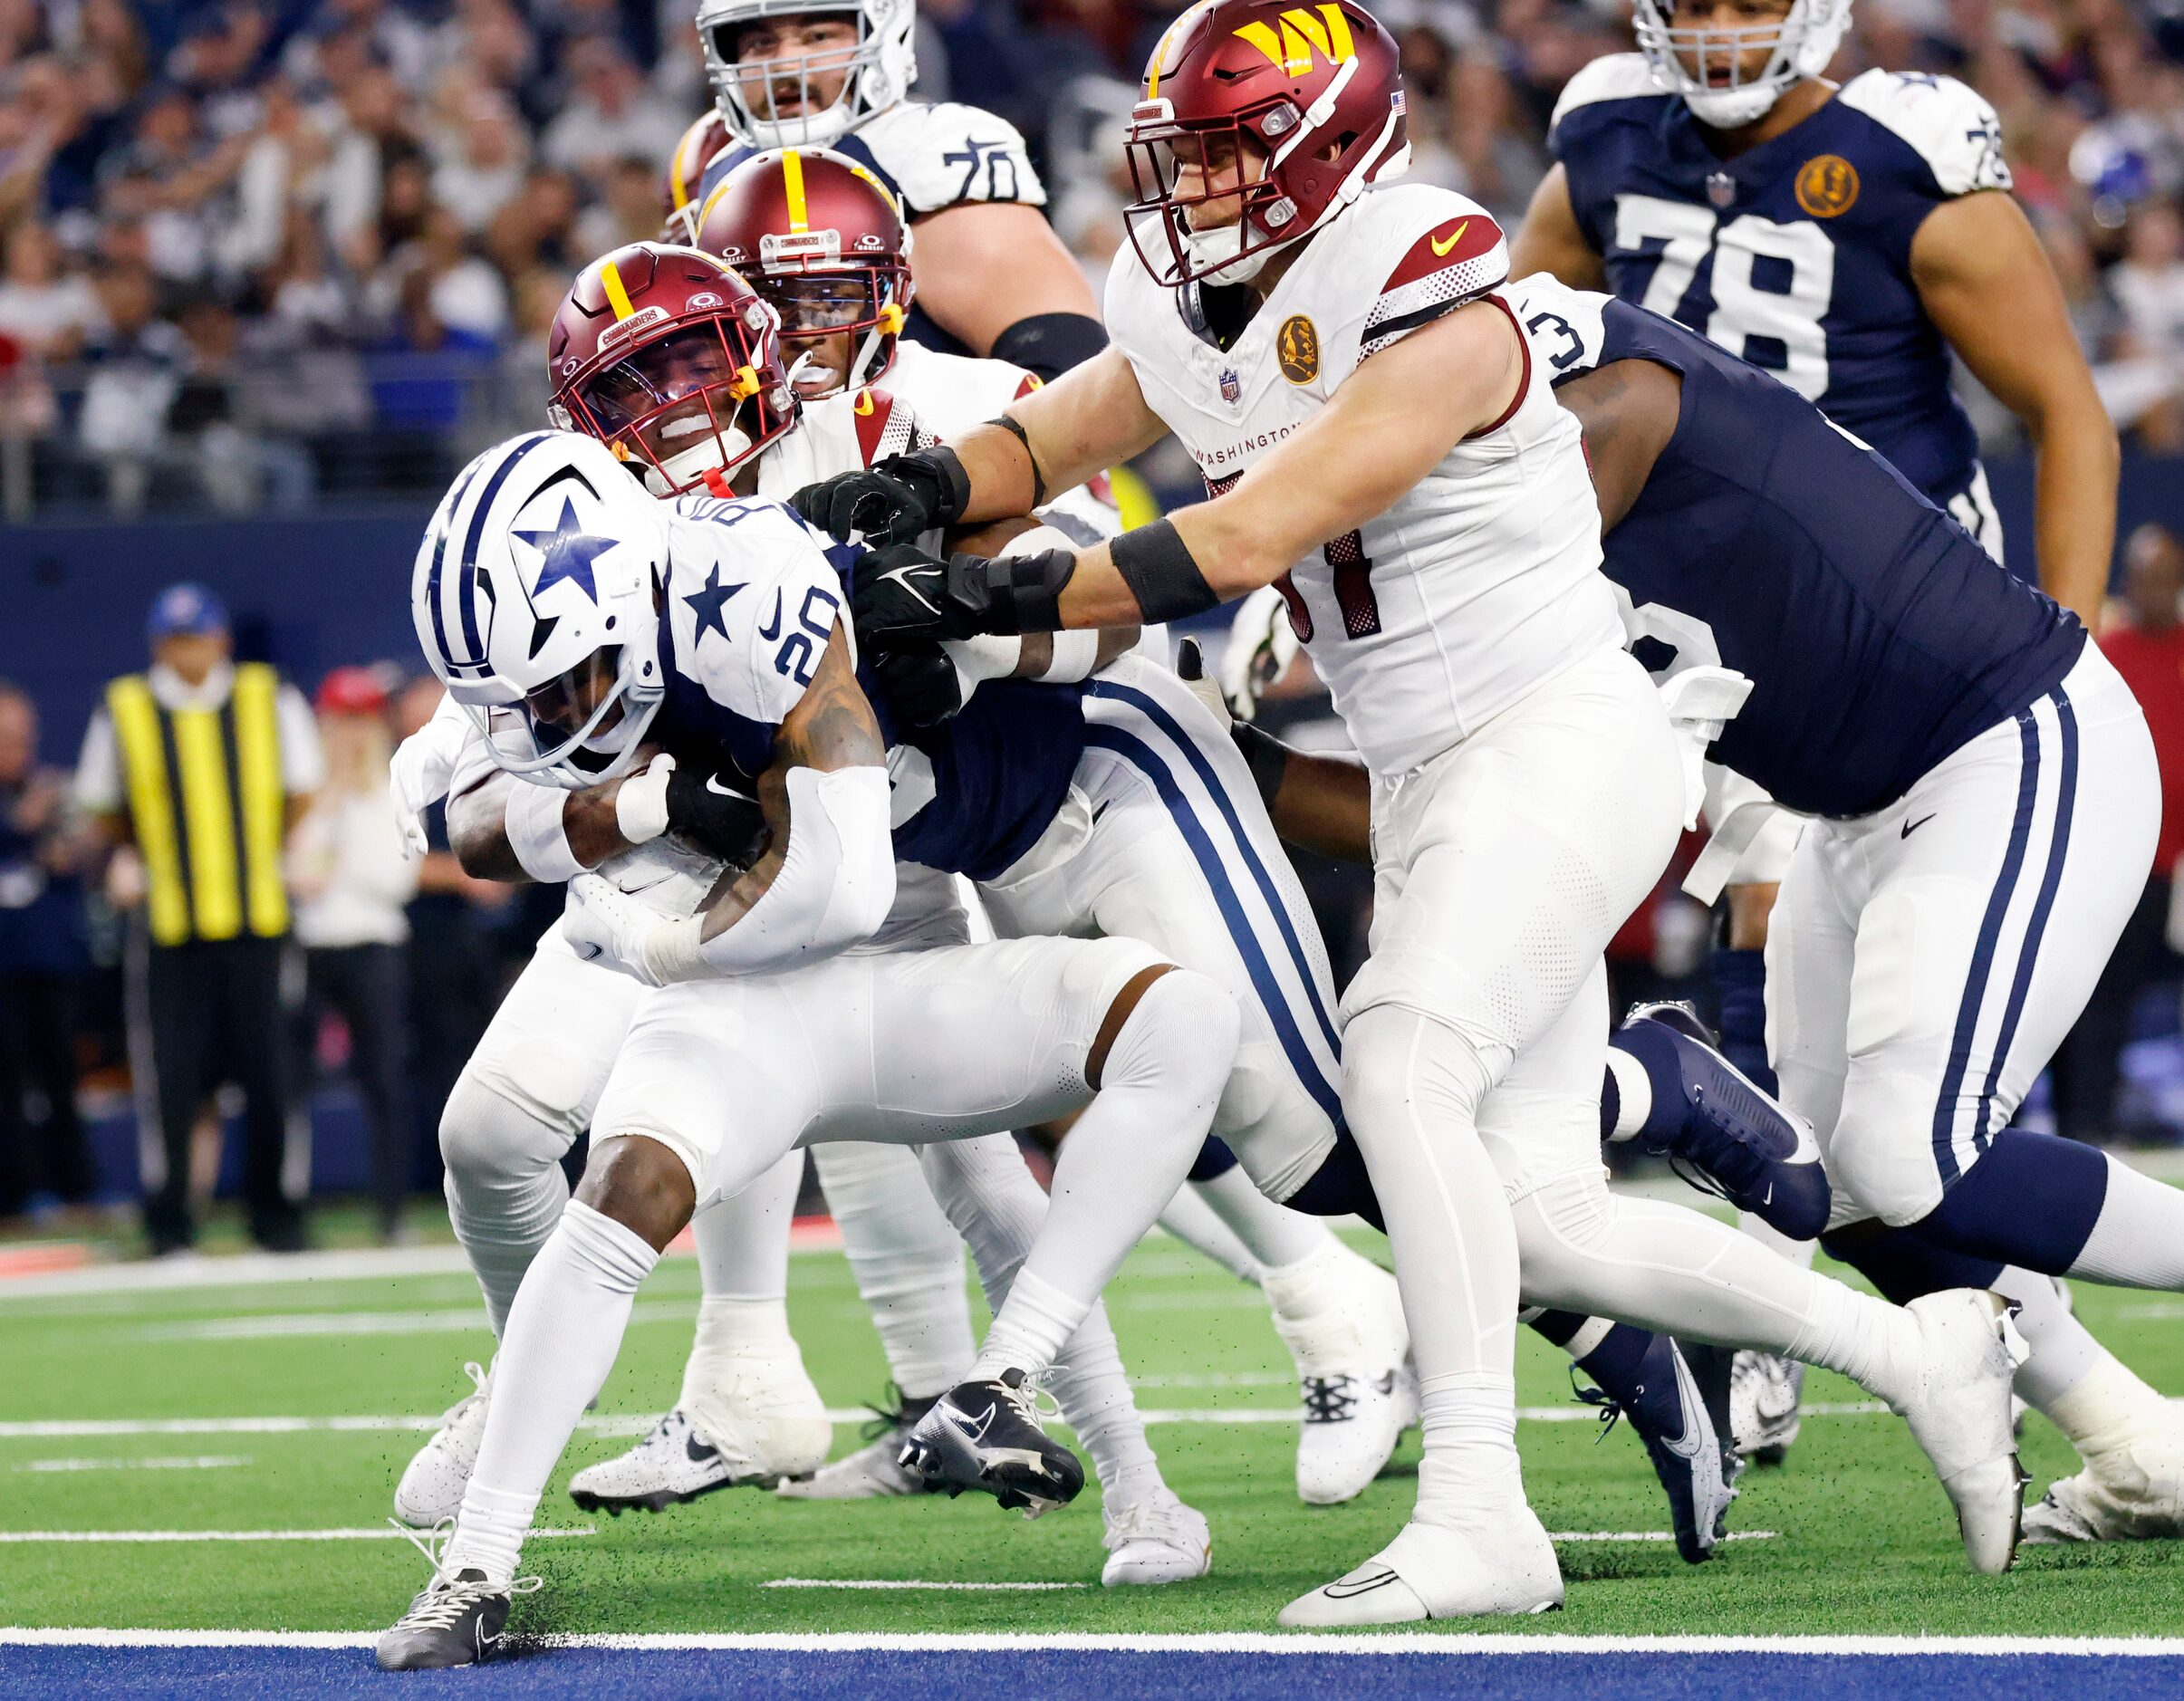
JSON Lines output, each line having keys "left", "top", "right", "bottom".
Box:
{"left": 1276, "top": 314, "right": 1320, "bottom": 384}
{"left": 1794, "top": 154, "right": 1860, "bottom": 217}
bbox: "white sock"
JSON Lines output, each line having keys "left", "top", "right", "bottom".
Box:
{"left": 1156, "top": 1184, "right": 1261, "bottom": 1283}
{"left": 1190, "top": 1163, "right": 1327, "bottom": 1271}
{"left": 2073, "top": 1156, "right": 2184, "bottom": 1288}
{"left": 1602, "top": 1047, "right": 1650, "bottom": 1143}
{"left": 1260, "top": 1234, "right": 1404, "bottom": 1375}
{"left": 1342, "top": 1006, "right": 1525, "bottom": 1508}
{"left": 1990, "top": 1269, "right": 2103, "bottom": 1411}
{"left": 438, "top": 1079, "right": 573, "bottom": 1339}
{"left": 919, "top": 1136, "right": 1167, "bottom": 1494}
{"left": 2036, "top": 1343, "right": 2179, "bottom": 1458}
{"left": 817, "top": 1139, "right": 973, "bottom": 1400}
{"left": 692, "top": 1148, "right": 803, "bottom": 1302}
{"left": 973, "top": 970, "right": 1235, "bottom": 1378}
{"left": 447, "top": 1200, "right": 659, "bottom": 1581}
{"left": 678, "top": 1296, "right": 794, "bottom": 1438}
{"left": 1506, "top": 1172, "right": 1923, "bottom": 1404}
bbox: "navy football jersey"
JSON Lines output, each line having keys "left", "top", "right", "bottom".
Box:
{"left": 1508, "top": 276, "right": 2083, "bottom": 819}
{"left": 656, "top": 495, "right": 1083, "bottom": 880}
{"left": 699, "top": 101, "right": 1045, "bottom": 360}
{"left": 1550, "top": 56, "right": 2010, "bottom": 518}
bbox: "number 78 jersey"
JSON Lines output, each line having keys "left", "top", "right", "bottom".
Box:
{"left": 1551, "top": 56, "right": 2009, "bottom": 514}
{"left": 1104, "top": 183, "right": 1622, "bottom": 777}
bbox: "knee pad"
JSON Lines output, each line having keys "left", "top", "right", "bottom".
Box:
{"left": 438, "top": 1073, "right": 573, "bottom": 1183}
{"left": 1342, "top": 1006, "right": 1497, "bottom": 1139}
{"left": 1102, "top": 966, "right": 1239, "bottom": 1100}
{"left": 1820, "top": 1068, "right": 1958, "bottom": 1226}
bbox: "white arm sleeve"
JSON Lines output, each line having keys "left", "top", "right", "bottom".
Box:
{"left": 641, "top": 764, "right": 896, "bottom": 981}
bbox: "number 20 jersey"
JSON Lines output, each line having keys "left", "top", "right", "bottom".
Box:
{"left": 1103, "top": 183, "right": 1623, "bottom": 777}
{"left": 1551, "top": 57, "right": 2009, "bottom": 516}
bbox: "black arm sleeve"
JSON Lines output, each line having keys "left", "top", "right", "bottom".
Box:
{"left": 989, "top": 312, "right": 1110, "bottom": 381}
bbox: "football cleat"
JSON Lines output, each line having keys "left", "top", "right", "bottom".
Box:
{"left": 1891, "top": 1291, "right": 2032, "bottom": 1574}
{"left": 1729, "top": 1350, "right": 1805, "bottom": 1466}
{"left": 374, "top": 1520, "right": 540, "bottom": 1671}
{"left": 394, "top": 1361, "right": 493, "bottom": 1529}
{"left": 568, "top": 1407, "right": 801, "bottom": 1514}
{"left": 1278, "top": 1512, "right": 1563, "bottom": 1626}
{"left": 1576, "top": 1334, "right": 1737, "bottom": 1564}
{"left": 900, "top": 1369, "right": 1086, "bottom": 1517}
{"left": 2024, "top": 1435, "right": 2184, "bottom": 1543}
{"left": 1263, "top": 1240, "right": 1414, "bottom": 1504}
{"left": 777, "top": 1393, "right": 944, "bottom": 1501}
{"left": 1619, "top": 1003, "right": 1831, "bottom": 1242}
{"left": 1100, "top": 1489, "right": 1213, "bottom": 1586}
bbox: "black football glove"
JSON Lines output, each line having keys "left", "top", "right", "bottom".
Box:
{"left": 871, "top": 643, "right": 967, "bottom": 730}
{"left": 792, "top": 447, "right": 970, "bottom": 546}
{"left": 851, "top": 542, "right": 1076, "bottom": 647}
{"left": 663, "top": 765, "right": 770, "bottom": 868}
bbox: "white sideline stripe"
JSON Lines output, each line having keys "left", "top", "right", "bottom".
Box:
{"left": 763, "top": 1580, "right": 1089, "bottom": 1591}
{"left": 8, "top": 1629, "right": 2184, "bottom": 1655}
{"left": 139, "top": 1302, "right": 695, "bottom": 1341}
{"left": 1546, "top": 1530, "right": 1775, "bottom": 1544}
{"left": 18, "top": 1456, "right": 248, "bottom": 1474}
{"left": 0, "top": 1405, "right": 1895, "bottom": 1439}
{"left": 0, "top": 1527, "right": 595, "bottom": 1543}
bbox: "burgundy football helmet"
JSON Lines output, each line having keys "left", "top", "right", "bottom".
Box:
{"left": 1123, "top": 0, "right": 1409, "bottom": 287}
{"left": 696, "top": 145, "right": 910, "bottom": 397}
{"left": 546, "top": 242, "right": 797, "bottom": 498}
{"left": 663, "top": 111, "right": 732, "bottom": 243}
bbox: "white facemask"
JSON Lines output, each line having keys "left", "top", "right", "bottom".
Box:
{"left": 1182, "top": 217, "right": 1285, "bottom": 285}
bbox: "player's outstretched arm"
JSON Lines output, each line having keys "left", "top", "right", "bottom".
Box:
{"left": 1508, "top": 165, "right": 1608, "bottom": 289}
{"left": 563, "top": 622, "right": 896, "bottom": 985}
{"left": 1230, "top": 723, "right": 1371, "bottom": 864}
{"left": 1912, "top": 190, "right": 2119, "bottom": 624}
{"left": 445, "top": 751, "right": 766, "bottom": 885}
{"left": 845, "top": 301, "right": 1526, "bottom": 641}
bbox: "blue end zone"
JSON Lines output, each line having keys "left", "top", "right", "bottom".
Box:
{"left": 4, "top": 1648, "right": 2176, "bottom": 1699}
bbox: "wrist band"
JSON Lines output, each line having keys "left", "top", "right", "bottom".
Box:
{"left": 1111, "top": 520, "right": 1219, "bottom": 623}
{"left": 505, "top": 783, "right": 584, "bottom": 884}
{"left": 640, "top": 914, "right": 704, "bottom": 985}
{"left": 1038, "top": 629, "right": 1102, "bottom": 683}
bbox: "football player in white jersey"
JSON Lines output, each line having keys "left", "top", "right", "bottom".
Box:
{"left": 803, "top": 0, "right": 2028, "bottom": 1623}
{"left": 392, "top": 250, "right": 1214, "bottom": 1592}
{"left": 375, "top": 430, "right": 1238, "bottom": 1668}
{"left": 553, "top": 144, "right": 1418, "bottom": 1510}
{"left": 692, "top": 0, "right": 1105, "bottom": 380}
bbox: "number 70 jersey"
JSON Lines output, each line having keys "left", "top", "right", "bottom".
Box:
{"left": 1551, "top": 56, "right": 2009, "bottom": 515}
{"left": 1104, "top": 182, "right": 1623, "bottom": 777}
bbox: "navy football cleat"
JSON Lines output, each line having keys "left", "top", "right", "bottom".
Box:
{"left": 900, "top": 1369, "right": 1086, "bottom": 1518}
{"left": 1617, "top": 1002, "right": 1831, "bottom": 1241}
{"left": 1575, "top": 1333, "right": 1738, "bottom": 1565}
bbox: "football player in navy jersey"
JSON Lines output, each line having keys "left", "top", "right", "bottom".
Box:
{"left": 688, "top": 0, "right": 1107, "bottom": 379}
{"left": 1228, "top": 277, "right": 2184, "bottom": 1548}
{"left": 1508, "top": 3, "right": 2120, "bottom": 1457}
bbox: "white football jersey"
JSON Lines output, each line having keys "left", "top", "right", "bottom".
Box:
{"left": 1105, "top": 184, "right": 1622, "bottom": 776}
{"left": 886, "top": 340, "right": 1041, "bottom": 439}
{"left": 702, "top": 101, "right": 1044, "bottom": 218}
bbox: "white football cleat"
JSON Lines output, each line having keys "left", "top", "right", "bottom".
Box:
{"left": 394, "top": 1362, "right": 493, "bottom": 1530}
{"left": 778, "top": 1399, "right": 943, "bottom": 1502}
{"left": 1891, "top": 1291, "right": 2031, "bottom": 1574}
{"left": 2025, "top": 1435, "right": 2184, "bottom": 1542}
{"left": 1729, "top": 1350, "right": 1804, "bottom": 1466}
{"left": 1101, "top": 1490, "right": 1212, "bottom": 1587}
{"left": 1262, "top": 1239, "right": 1413, "bottom": 1504}
{"left": 568, "top": 1406, "right": 806, "bottom": 1514}
{"left": 1278, "top": 1511, "right": 1563, "bottom": 1627}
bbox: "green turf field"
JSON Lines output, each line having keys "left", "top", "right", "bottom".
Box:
{"left": 5, "top": 1225, "right": 2182, "bottom": 1642}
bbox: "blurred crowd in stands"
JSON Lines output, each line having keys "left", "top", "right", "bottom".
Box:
{"left": 1, "top": 0, "right": 2184, "bottom": 514}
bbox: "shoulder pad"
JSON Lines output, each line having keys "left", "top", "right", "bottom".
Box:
{"left": 1503, "top": 274, "right": 1611, "bottom": 376}
{"left": 849, "top": 388, "right": 929, "bottom": 463}
{"left": 1550, "top": 53, "right": 1666, "bottom": 137}
{"left": 661, "top": 497, "right": 851, "bottom": 726}
{"left": 857, "top": 101, "right": 1045, "bottom": 212}
{"left": 1357, "top": 189, "right": 1509, "bottom": 360}
{"left": 1837, "top": 70, "right": 2012, "bottom": 196}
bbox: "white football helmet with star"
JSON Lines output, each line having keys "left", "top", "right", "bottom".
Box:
{"left": 412, "top": 430, "right": 669, "bottom": 790}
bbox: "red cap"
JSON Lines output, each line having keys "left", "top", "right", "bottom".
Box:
{"left": 316, "top": 666, "right": 390, "bottom": 717}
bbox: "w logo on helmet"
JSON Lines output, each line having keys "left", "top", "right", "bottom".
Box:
{"left": 1233, "top": 5, "right": 1355, "bottom": 75}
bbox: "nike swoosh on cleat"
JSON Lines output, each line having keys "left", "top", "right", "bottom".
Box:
{"left": 686, "top": 1434, "right": 720, "bottom": 1464}
{"left": 1662, "top": 1352, "right": 1708, "bottom": 1460}
{"left": 1323, "top": 1566, "right": 1405, "bottom": 1600}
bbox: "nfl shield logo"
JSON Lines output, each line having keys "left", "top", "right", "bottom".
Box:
{"left": 1220, "top": 369, "right": 1241, "bottom": 405}
{"left": 1707, "top": 171, "right": 1737, "bottom": 209}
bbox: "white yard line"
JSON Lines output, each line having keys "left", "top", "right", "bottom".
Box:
{"left": 137, "top": 1301, "right": 696, "bottom": 1341}
{"left": 0, "top": 1527, "right": 594, "bottom": 1543}
{"left": 1546, "top": 1530, "right": 1775, "bottom": 1543}
{"left": 5, "top": 1628, "right": 2184, "bottom": 1655}
{"left": 762, "top": 1579, "right": 1089, "bottom": 1591}
{"left": 16, "top": 1456, "right": 248, "bottom": 1474}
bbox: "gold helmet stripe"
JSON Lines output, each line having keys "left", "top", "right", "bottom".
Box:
{"left": 600, "top": 258, "right": 637, "bottom": 321}
{"left": 782, "top": 149, "right": 810, "bottom": 234}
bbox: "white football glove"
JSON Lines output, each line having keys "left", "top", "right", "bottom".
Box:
{"left": 563, "top": 872, "right": 674, "bottom": 986}
{"left": 387, "top": 699, "right": 471, "bottom": 859}
{"left": 1175, "top": 639, "right": 1230, "bottom": 727}
{"left": 613, "top": 752, "right": 674, "bottom": 846}
{"left": 1217, "top": 583, "right": 1299, "bottom": 723}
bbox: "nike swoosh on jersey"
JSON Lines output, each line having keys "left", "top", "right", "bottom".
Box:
{"left": 1901, "top": 813, "right": 1937, "bottom": 838}
{"left": 1431, "top": 220, "right": 1470, "bottom": 257}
